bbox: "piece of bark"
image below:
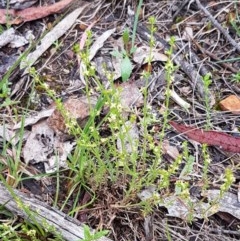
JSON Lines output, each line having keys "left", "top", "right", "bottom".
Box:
{"left": 20, "top": 3, "right": 89, "bottom": 72}
{"left": 0, "top": 182, "right": 112, "bottom": 241}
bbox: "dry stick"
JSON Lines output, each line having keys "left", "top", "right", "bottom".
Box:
{"left": 0, "top": 182, "right": 112, "bottom": 241}
{"left": 172, "top": 0, "right": 192, "bottom": 21}
{"left": 193, "top": 39, "right": 238, "bottom": 74}
{"left": 195, "top": 0, "right": 240, "bottom": 53}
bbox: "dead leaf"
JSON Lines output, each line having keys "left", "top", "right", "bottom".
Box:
{"left": 169, "top": 89, "right": 190, "bottom": 110}
{"left": 23, "top": 120, "right": 74, "bottom": 172}
{"left": 219, "top": 95, "right": 240, "bottom": 114}
{"left": 0, "top": 125, "right": 18, "bottom": 144}
{"left": 118, "top": 82, "right": 144, "bottom": 112}
{"left": 170, "top": 121, "right": 240, "bottom": 153}
{"left": 133, "top": 46, "right": 168, "bottom": 64}
{"left": 0, "top": 0, "right": 37, "bottom": 10}
{"left": 47, "top": 97, "right": 97, "bottom": 135}
{"left": 0, "top": 28, "right": 15, "bottom": 47}
{"left": 0, "top": 0, "right": 75, "bottom": 24}
{"left": 182, "top": 26, "right": 193, "bottom": 40}
{"left": 23, "top": 120, "right": 56, "bottom": 164}
{"left": 79, "top": 21, "right": 98, "bottom": 51}
{"left": 13, "top": 108, "right": 55, "bottom": 130}
{"left": 138, "top": 186, "right": 158, "bottom": 201}
{"left": 203, "top": 190, "right": 240, "bottom": 220}
{"left": 158, "top": 195, "right": 214, "bottom": 219}
{"left": 162, "top": 140, "right": 180, "bottom": 160}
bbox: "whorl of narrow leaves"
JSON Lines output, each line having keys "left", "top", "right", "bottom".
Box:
{"left": 170, "top": 121, "right": 240, "bottom": 153}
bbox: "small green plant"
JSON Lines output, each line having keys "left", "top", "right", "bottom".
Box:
{"left": 0, "top": 25, "right": 4, "bottom": 34}
{"left": 110, "top": 0, "right": 143, "bottom": 82}
{"left": 232, "top": 72, "right": 240, "bottom": 82}
{"left": 202, "top": 73, "right": 212, "bottom": 129}
{"left": 81, "top": 225, "right": 108, "bottom": 241}
{"left": 111, "top": 28, "right": 134, "bottom": 82}
{"left": 53, "top": 40, "right": 62, "bottom": 50}
{"left": 0, "top": 220, "right": 65, "bottom": 241}
{"left": 202, "top": 144, "right": 211, "bottom": 190}
{"left": 220, "top": 168, "right": 235, "bottom": 196}
{"left": 160, "top": 36, "right": 177, "bottom": 141}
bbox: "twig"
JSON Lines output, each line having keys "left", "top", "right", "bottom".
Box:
{"left": 192, "top": 39, "right": 238, "bottom": 74}
{"left": 195, "top": 0, "right": 240, "bottom": 53}
{"left": 172, "top": 0, "right": 194, "bottom": 21}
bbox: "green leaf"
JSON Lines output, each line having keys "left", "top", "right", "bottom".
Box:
{"left": 121, "top": 56, "right": 132, "bottom": 82}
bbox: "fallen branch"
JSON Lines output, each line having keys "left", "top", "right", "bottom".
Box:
{"left": 0, "top": 182, "right": 112, "bottom": 241}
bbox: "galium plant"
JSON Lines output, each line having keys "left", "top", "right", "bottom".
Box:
{"left": 202, "top": 73, "right": 212, "bottom": 129}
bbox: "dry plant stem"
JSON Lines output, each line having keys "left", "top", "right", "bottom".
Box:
{"left": 195, "top": 0, "right": 240, "bottom": 53}
{"left": 0, "top": 182, "right": 112, "bottom": 241}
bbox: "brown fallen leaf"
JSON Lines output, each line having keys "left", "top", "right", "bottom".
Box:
{"left": 219, "top": 95, "right": 240, "bottom": 114}
{"left": 0, "top": 0, "right": 74, "bottom": 24}
{"left": 47, "top": 97, "right": 97, "bottom": 136}
{"left": 170, "top": 121, "right": 240, "bottom": 153}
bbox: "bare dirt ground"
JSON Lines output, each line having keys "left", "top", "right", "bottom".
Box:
{"left": 1, "top": 0, "right": 240, "bottom": 240}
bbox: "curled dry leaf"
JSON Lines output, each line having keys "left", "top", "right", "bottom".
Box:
{"left": 23, "top": 120, "right": 75, "bottom": 172}
{"left": 133, "top": 46, "right": 168, "bottom": 64}
{"left": 170, "top": 121, "right": 240, "bottom": 153}
{"left": 0, "top": 0, "right": 75, "bottom": 24}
